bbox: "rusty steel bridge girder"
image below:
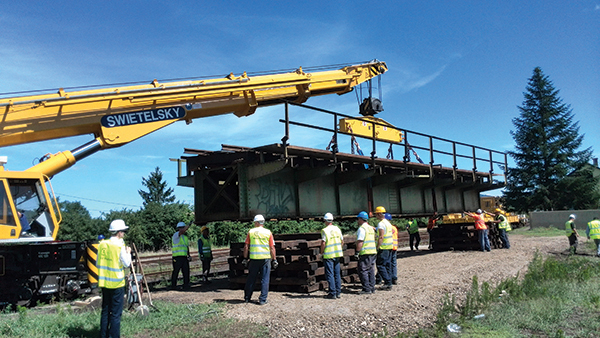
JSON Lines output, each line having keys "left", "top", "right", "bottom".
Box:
{"left": 179, "top": 143, "right": 505, "bottom": 223}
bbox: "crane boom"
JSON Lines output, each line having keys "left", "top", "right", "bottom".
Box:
{"left": 0, "top": 60, "right": 387, "bottom": 306}
{"left": 0, "top": 61, "right": 387, "bottom": 149}
{"left": 0, "top": 60, "right": 387, "bottom": 243}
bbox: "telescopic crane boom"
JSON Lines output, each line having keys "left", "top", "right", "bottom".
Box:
{"left": 0, "top": 60, "right": 387, "bottom": 242}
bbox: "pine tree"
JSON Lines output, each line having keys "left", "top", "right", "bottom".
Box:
{"left": 504, "top": 67, "right": 597, "bottom": 212}
{"left": 138, "top": 166, "right": 176, "bottom": 206}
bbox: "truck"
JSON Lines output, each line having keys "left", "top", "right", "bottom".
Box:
{"left": 0, "top": 60, "right": 388, "bottom": 306}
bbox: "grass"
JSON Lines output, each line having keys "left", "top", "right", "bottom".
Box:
{"left": 379, "top": 252, "right": 600, "bottom": 338}
{"left": 0, "top": 301, "right": 269, "bottom": 338}
{"left": 4, "top": 223, "right": 599, "bottom": 338}
{"left": 511, "top": 226, "right": 565, "bottom": 237}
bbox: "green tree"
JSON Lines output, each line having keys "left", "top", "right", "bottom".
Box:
{"left": 102, "top": 208, "right": 144, "bottom": 246}
{"left": 138, "top": 202, "right": 194, "bottom": 251}
{"left": 56, "top": 200, "right": 104, "bottom": 241}
{"left": 504, "top": 67, "right": 597, "bottom": 212}
{"left": 138, "top": 167, "right": 175, "bottom": 206}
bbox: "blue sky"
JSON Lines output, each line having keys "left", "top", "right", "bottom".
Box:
{"left": 1, "top": 1, "right": 598, "bottom": 217}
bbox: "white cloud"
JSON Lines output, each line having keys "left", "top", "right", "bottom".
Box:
{"left": 396, "top": 65, "right": 447, "bottom": 93}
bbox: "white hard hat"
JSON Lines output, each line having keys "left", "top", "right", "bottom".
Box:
{"left": 324, "top": 212, "right": 334, "bottom": 221}
{"left": 176, "top": 222, "right": 187, "bottom": 228}
{"left": 476, "top": 209, "right": 483, "bottom": 214}
{"left": 253, "top": 214, "right": 265, "bottom": 223}
{"left": 569, "top": 214, "right": 576, "bottom": 219}
{"left": 109, "top": 219, "right": 128, "bottom": 232}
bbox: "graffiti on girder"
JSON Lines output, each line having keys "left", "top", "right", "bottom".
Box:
{"left": 253, "top": 176, "right": 295, "bottom": 215}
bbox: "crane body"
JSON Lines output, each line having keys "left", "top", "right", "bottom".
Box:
{"left": 0, "top": 60, "right": 387, "bottom": 305}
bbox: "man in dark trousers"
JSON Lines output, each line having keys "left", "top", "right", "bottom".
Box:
{"left": 97, "top": 219, "right": 131, "bottom": 338}
{"left": 565, "top": 214, "right": 578, "bottom": 254}
{"left": 356, "top": 211, "right": 377, "bottom": 294}
{"left": 171, "top": 222, "right": 190, "bottom": 290}
{"left": 198, "top": 226, "right": 213, "bottom": 284}
{"left": 406, "top": 217, "right": 421, "bottom": 251}
{"left": 243, "top": 215, "right": 277, "bottom": 305}
{"left": 375, "top": 206, "right": 393, "bottom": 290}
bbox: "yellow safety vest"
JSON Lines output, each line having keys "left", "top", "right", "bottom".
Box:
{"left": 199, "top": 236, "right": 212, "bottom": 257}
{"left": 407, "top": 220, "right": 419, "bottom": 234}
{"left": 97, "top": 237, "right": 126, "bottom": 289}
{"left": 565, "top": 220, "right": 575, "bottom": 237}
{"left": 588, "top": 220, "right": 600, "bottom": 240}
{"left": 172, "top": 233, "right": 189, "bottom": 257}
{"left": 497, "top": 214, "right": 512, "bottom": 231}
{"left": 249, "top": 227, "right": 272, "bottom": 260}
{"left": 379, "top": 219, "right": 394, "bottom": 250}
{"left": 359, "top": 223, "right": 377, "bottom": 255}
{"left": 392, "top": 226, "right": 398, "bottom": 250}
{"left": 322, "top": 225, "right": 343, "bottom": 259}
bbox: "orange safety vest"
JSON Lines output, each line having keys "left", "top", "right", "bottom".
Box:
{"left": 392, "top": 226, "right": 398, "bottom": 250}
{"left": 473, "top": 214, "right": 487, "bottom": 230}
{"left": 427, "top": 218, "right": 436, "bottom": 230}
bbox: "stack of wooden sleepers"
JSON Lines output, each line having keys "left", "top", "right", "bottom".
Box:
{"left": 228, "top": 233, "right": 360, "bottom": 293}
{"left": 429, "top": 222, "right": 502, "bottom": 251}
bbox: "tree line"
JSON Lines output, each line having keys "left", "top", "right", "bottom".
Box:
{"left": 57, "top": 67, "right": 599, "bottom": 251}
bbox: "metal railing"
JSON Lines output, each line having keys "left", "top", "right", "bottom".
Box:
{"left": 279, "top": 101, "right": 508, "bottom": 183}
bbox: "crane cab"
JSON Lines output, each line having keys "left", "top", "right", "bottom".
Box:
{"left": 0, "top": 168, "right": 60, "bottom": 243}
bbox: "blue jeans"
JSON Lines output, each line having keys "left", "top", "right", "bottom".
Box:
{"left": 499, "top": 229, "right": 510, "bottom": 249}
{"left": 478, "top": 229, "right": 491, "bottom": 251}
{"left": 100, "top": 286, "right": 125, "bottom": 338}
{"left": 358, "top": 254, "right": 376, "bottom": 292}
{"left": 245, "top": 259, "right": 271, "bottom": 303}
{"left": 376, "top": 249, "right": 392, "bottom": 286}
{"left": 324, "top": 257, "right": 342, "bottom": 296}
{"left": 391, "top": 250, "right": 397, "bottom": 281}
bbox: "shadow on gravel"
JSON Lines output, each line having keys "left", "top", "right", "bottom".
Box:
{"left": 153, "top": 276, "right": 231, "bottom": 293}
{"left": 396, "top": 249, "right": 436, "bottom": 258}
{"left": 282, "top": 293, "right": 328, "bottom": 299}
{"left": 213, "top": 298, "right": 247, "bottom": 304}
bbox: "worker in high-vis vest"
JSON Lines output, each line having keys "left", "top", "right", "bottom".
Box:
{"left": 97, "top": 219, "right": 131, "bottom": 338}
{"left": 171, "top": 222, "right": 191, "bottom": 290}
{"left": 375, "top": 206, "right": 394, "bottom": 290}
{"left": 386, "top": 213, "right": 399, "bottom": 285}
{"left": 320, "top": 212, "right": 344, "bottom": 299}
{"left": 198, "top": 226, "right": 213, "bottom": 284}
{"left": 466, "top": 209, "right": 491, "bottom": 252}
{"left": 406, "top": 217, "right": 421, "bottom": 251}
{"left": 491, "top": 209, "right": 511, "bottom": 249}
{"left": 565, "top": 214, "right": 579, "bottom": 255}
{"left": 356, "top": 211, "right": 377, "bottom": 294}
{"left": 586, "top": 217, "right": 600, "bottom": 257}
{"left": 243, "top": 214, "right": 276, "bottom": 305}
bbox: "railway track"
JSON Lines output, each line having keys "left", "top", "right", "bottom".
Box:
{"left": 136, "top": 248, "right": 230, "bottom": 285}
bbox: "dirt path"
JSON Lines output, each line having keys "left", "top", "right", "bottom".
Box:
{"left": 152, "top": 235, "right": 566, "bottom": 337}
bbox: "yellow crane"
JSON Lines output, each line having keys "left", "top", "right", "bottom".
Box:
{"left": 0, "top": 60, "right": 387, "bottom": 305}
{"left": 0, "top": 60, "right": 387, "bottom": 242}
